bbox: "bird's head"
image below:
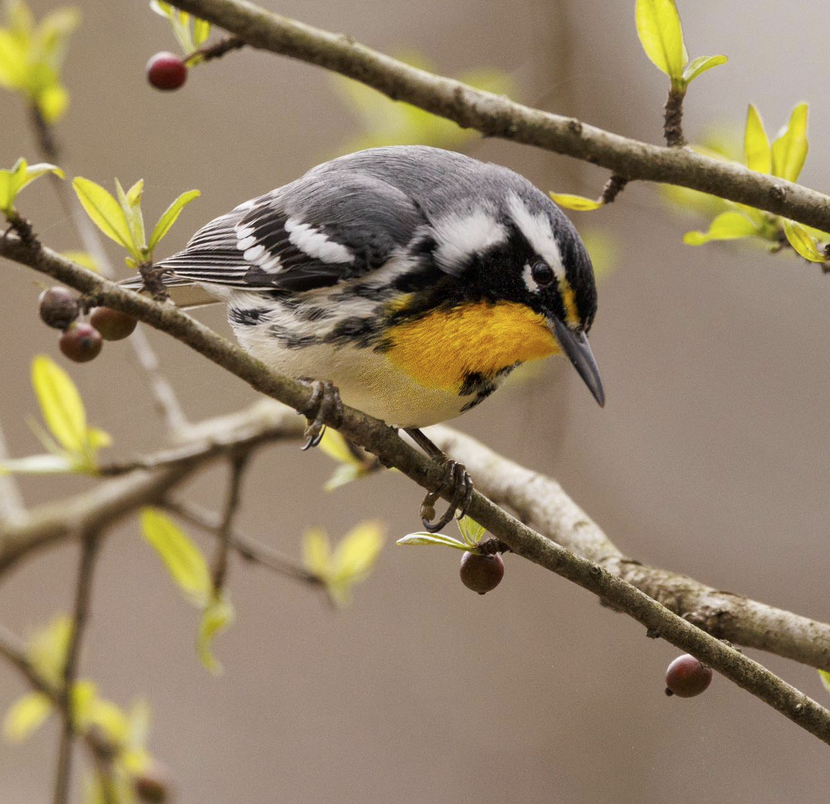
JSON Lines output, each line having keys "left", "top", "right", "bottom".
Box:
{"left": 433, "top": 184, "right": 604, "bottom": 406}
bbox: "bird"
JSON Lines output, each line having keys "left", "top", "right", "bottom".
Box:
{"left": 127, "top": 146, "right": 604, "bottom": 529}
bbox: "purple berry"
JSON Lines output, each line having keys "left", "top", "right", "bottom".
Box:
{"left": 39, "top": 287, "right": 79, "bottom": 330}
{"left": 147, "top": 52, "right": 187, "bottom": 91}
{"left": 665, "top": 654, "right": 713, "bottom": 698}
{"left": 59, "top": 323, "right": 103, "bottom": 363}
{"left": 90, "top": 307, "right": 137, "bottom": 341}
{"left": 459, "top": 551, "right": 504, "bottom": 594}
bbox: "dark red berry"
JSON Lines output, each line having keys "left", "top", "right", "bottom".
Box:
{"left": 146, "top": 51, "right": 187, "bottom": 91}
{"left": 459, "top": 551, "right": 504, "bottom": 594}
{"left": 90, "top": 307, "right": 137, "bottom": 341}
{"left": 665, "top": 654, "right": 713, "bottom": 698}
{"left": 134, "top": 761, "right": 171, "bottom": 803}
{"left": 39, "top": 287, "right": 79, "bottom": 330}
{"left": 59, "top": 323, "right": 103, "bottom": 363}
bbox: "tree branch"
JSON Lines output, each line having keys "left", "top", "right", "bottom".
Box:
{"left": 3, "top": 239, "right": 830, "bottom": 744}
{"left": 54, "top": 532, "right": 102, "bottom": 804}
{"left": 429, "top": 426, "right": 830, "bottom": 671}
{"left": 171, "top": 0, "right": 830, "bottom": 233}
{"left": 0, "top": 402, "right": 304, "bottom": 578}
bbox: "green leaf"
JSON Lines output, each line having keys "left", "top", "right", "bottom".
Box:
{"left": 548, "top": 192, "right": 603, "bottom": 211}
{"left": 192, "top": 17, "right": 210, "bottom": 47}
{"left": 140, "top": 508, "right": 212, "bottom": 606}
{"left": 330, "top": 521, "right": 384, "bottom": 585}
{"left": 683, "top": 211, "right": 759, "bottom": 245}
{"left": 635, "top": 0, "right": 689, "bottom": 81}
{"left": 147, "top": 189, "right": 200, "bottom": 252}
{"left": 771, "top": 103, "right": 809, "bottom": 183}
{"left": 114, "top": 178, "right": 146, "bottom": 253}
{"left": 36, "top": 82, "right": 68, "bottom": 123}
{"left": 26, "top": 615, "right": 71, "bottom": 688}
{"left": 0, "top": 158, "right": 63, "bottom": 214}
{"left": 457, "top": 515, "right": 486, "bottom": 547}
{"left": 302, "top": 527, "right": 331, "bottom": 579}
{"left": 197, "top": 594, "right": 234, "bottom": 674}
{"left": 743, "top": 104, "right": 771, "bottom": 174}
{"left": 681, "top": 54, "right": 727, "bottom": 85}
{"left": 0, "top": 30, "right": 29, "bottom": 90}
{"left": 149, "top": 1, "right": 174, "bottom": 19}
{"left": 3, "top": 692, "right": 52, "bottom": 742}
{"left": 396, "top": 532, "right": 468, "bottom": 550}
{"left": 72, "top": 177, "right": 136, "bottom": 255}
{"left": 819, "top": 670, "right": 830, "bottom": 695}
{"left": 783, "top": 219, "right": 826, "bottom": 263}
{"left": 31, "top": 354, "right": 86, "bottom": 454}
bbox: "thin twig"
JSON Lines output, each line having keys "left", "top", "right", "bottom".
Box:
{"left": 53, "top": 532, "right": 102, "bottom": 804}
{"left": 164, "top": 498, "right": 319, "bottom": 585}
{"left": 170, "top": 0, "right": 830, "bottom": 234}
{"left": 211, "top": 454, "right": 248, "bottom": 592}
{"left": 185, "top": 33, "right": 245, "bottom": 65}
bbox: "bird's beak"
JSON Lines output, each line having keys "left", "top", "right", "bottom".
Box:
{"left": 550, "top": 317, "right": 605, "bottom": 407}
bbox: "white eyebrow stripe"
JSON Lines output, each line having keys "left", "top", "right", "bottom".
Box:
{"left": 431, "top": 209, "right": 508, "bottom": 272}
{"left": 507, "top": 193, "right": 563, "bottom": 272}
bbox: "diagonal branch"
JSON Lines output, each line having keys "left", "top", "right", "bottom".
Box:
{"left": 171, "top": 0, "right": 830, "bottom": 233}
{"left": 3, "top": 238, "right": 830, "bottom": 745}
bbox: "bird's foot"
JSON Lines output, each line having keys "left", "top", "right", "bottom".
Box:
{"left": 300, "top": 379, "right": 343, "bottom": 450}
{"left": 419, "top": 459, "right": 474, "bottom": 533}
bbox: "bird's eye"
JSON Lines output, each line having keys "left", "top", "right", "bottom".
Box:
{"left": 531, "top": 261, "right": 555, "bottom": 287}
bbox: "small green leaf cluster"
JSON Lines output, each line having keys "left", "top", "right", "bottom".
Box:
{"left": 635, "top": 0, "right": 726, "bottom": 92}
{"left": 0, "top": 0, "right": 78, "bottom": 123}
{"left": 397, "top": 515, "right": 487, "bottom": 552}
{"left": 303, "top": 522, "right": 385, "bottom": 606}
{"left": 682, "top": 104, "right": 828, "bottom": 261}
{"left": 72, "top": 177, "right": 200, "bottom": 268}
{"left": 150, "top": 1, "right": 210, "bottom": 59}
{"left": 317, "top": 429, "right": 378, "bottom": 490}
{"left": 140, "top": 509, "right": 234, "bottom": 675}
{"left": 0, "top": 355, "right": 110, "bottom": 476}
{"left": 0, "top": 157, "right": 63, "bottom": 216}
{"left": 334, "top": 54, "right": 514, "bottom": 153}
{"left": 3, "top": 616, "right": 158, "bottom": 800}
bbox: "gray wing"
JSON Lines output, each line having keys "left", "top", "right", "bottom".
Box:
{"left": 157, "top": 164, "right": 427, "bottom": 293}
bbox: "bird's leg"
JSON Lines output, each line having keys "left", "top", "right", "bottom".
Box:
{"left": 405, "top": 428, "right": 474, "bottom": 532}
{"left": 300, "top": 379, "right": 343, "bottom": 450}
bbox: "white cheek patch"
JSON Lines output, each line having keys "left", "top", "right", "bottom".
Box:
{"left": 284, "top": 218, "right": 353, "bottom": 264}
{"left": 507, "top": 193, "right": 564, "bottom": 274}
{"left": 431, "top": 209, "right": 508, "bottom": 273}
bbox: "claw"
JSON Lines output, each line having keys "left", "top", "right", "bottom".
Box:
{"left": 419, "top": 460, "right": 473, "bottom": 532}
{"left": 300, "top": 380, "right": 343, "bottom": 450}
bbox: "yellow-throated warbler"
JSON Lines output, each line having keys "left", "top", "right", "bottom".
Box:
{"left": 127, "top": 146, "right": 604, "bottom": 528}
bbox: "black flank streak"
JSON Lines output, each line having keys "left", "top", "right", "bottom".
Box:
{"left": 229, "top": 307, "right": 267, "bottom": 326}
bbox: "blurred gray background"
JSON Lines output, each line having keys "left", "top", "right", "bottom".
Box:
{"left": 2, "top": 0, "right": 830, "bottom": 801}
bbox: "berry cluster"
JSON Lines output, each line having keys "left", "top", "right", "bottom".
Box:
{"left": 39, "top": 287, "right": 137, "bottom": 362}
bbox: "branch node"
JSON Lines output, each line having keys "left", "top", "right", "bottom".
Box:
{"left": 600, "top": 174, "right": 629, "bottom": 205}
